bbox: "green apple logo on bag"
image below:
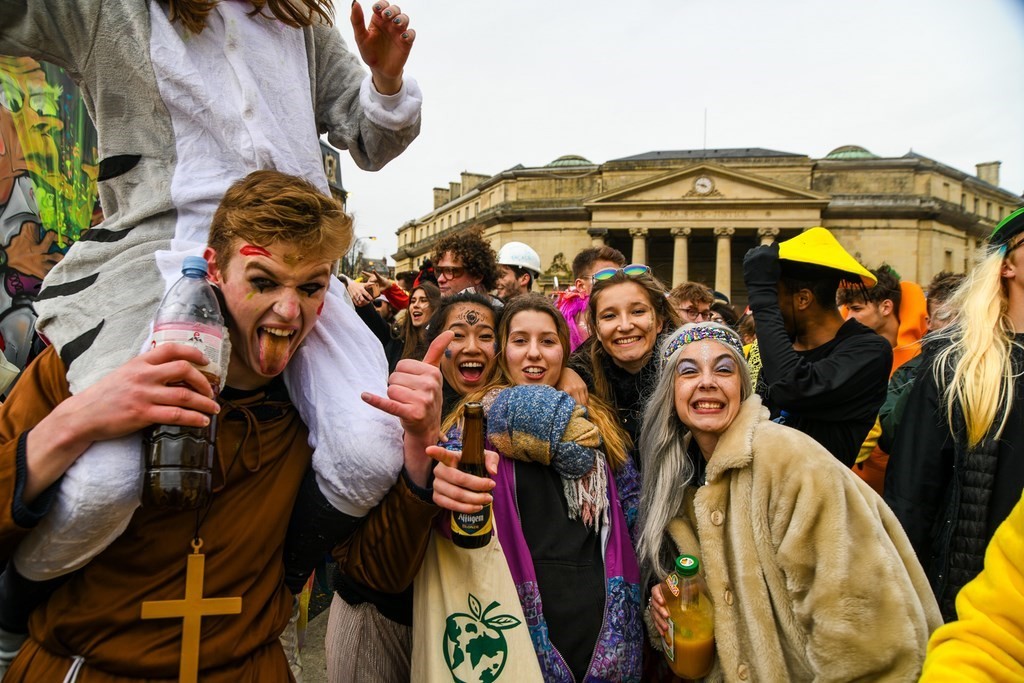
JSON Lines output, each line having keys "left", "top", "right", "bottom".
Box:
{"left": 443, "top": 593, "right": 521, "bottom": 682}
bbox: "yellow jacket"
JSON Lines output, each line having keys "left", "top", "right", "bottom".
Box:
{"left": 920, "top": 490, "right": 1024, "bottom": 681}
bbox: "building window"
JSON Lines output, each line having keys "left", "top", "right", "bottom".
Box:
{"left": 942, "top": 182, "right": 950, "bottom": 200}
{"left": 974, "top": 198, "right": 980, "bottom": 214}
{"left": 1000, "top": 206, "right": 1005, "bottom": 221}
{"left": 475, "top": 201, "right": 480, "bottom": 215}
{"left": 944, "top": 250, "right": 953, "bottom": 272}
{"left": 457, "top": 210, "right": 461, "bottom": 223}
{"left": 960, "top": 193, "right": 966, "bottom": 209}
{"left": 987, "top": 202, "right": 992, "bottom": 219}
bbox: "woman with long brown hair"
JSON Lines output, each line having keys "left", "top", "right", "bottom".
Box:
{"left": 352, "top": 281, "right": 441, "bottom": 371}
{"left": 568, "top": 265, "right": 679, "bottom": 468}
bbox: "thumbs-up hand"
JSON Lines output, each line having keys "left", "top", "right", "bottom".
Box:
{"left": 362, "top": 331, "right": 453, "bottom": 487}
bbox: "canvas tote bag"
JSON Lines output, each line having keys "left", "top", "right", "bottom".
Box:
{"left": 411, "top": 522, "right": 543, "bottom": 683}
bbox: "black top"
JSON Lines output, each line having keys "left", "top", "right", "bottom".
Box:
{"left": 515, "top": 459, "right": 604, "bottom": 681}
{"left": 886, "top": 340, "right": 1024, "bottom": 552}
{"left": 753, "top": 311, "right": 892, "bottom": 467}
{"left": 354, "top": 302, "right": 403, "bottom": 373}
{"left": 884, "top": 337, "right": 1024, "bottom": 619}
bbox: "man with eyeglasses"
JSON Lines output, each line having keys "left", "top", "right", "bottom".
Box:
{"left": 430, "top": 227, "right": 499, "bottom": 298}
{"left": 667, "top": 282, "right": 715, "bottom": 323}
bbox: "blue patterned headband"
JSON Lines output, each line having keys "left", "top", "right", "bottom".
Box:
{"left": 662, "top": 325, "right": 744, "bottom": 360}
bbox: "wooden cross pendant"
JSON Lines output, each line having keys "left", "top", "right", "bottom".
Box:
{"left": 141, "top": 539, "right": 242, "bottom": 683}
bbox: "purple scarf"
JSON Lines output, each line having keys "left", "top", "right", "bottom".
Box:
{"left": 492, "top": 456, "right": 643, "bottom": 682}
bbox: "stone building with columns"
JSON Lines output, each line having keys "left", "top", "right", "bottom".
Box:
{"left": 392, "top": 147, "right": 1022, "bottom": 307}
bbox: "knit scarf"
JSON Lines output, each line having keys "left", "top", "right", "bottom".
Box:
{"left": 485, "top": 385, "right": 608, "bottom": 528}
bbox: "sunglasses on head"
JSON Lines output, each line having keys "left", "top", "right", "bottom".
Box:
{"left": 592, "top": 263, "right": 651, "bottom": 283}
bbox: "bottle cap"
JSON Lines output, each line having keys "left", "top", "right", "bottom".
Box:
{"left": 675, "top": 554, "right": 700, "bottom": 576}
{"left": 182, "top": 255, "right": 208, "bottom": 275}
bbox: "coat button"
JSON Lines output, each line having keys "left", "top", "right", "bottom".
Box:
{"left": 738, "top": 663, "right": 749, "bottom": 680}
{"left": 724, "top": 588, "right": 734, "bottom": 606}
{"left": 711, "top": 510, "right": 724, "bottom": 525}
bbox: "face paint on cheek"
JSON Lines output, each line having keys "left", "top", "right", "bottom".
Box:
{"left": 245, "top": 291, "right": 255, "bottom": 300}
{"left": 317, "top": 302, "right": 324, "bottom": 316}
{"left": 240, "top": 245, "right": 272, "bottom": 258}
{"left": 444, "top": 348, "right": 452, "bottom": 359}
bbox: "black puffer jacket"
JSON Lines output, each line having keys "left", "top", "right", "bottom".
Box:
{"left": 885, "top": 336, "right": 1024, "bottom": 621}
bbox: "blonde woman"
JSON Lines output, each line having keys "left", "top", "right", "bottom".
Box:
{"left": 885, "top": 206, "right": 1024, "bottom": 621}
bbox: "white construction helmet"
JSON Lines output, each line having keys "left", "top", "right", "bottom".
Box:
{"left": 497, "top": 241, "right": 541, "bottom": 275}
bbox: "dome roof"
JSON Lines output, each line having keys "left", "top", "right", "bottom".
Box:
{"left": 546, "top": 154, "right": 593, "bottom": 167}
{"left": 825, "top": 145, "right": 879, "bottom": 160}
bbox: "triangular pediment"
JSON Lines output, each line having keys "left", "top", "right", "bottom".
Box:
{"left": 584, "top": 163, "right": 829, "bottom": 206}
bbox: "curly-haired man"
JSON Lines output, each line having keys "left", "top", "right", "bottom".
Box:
{"left": 431, "top": 227, "right": 498, "bottom": 297}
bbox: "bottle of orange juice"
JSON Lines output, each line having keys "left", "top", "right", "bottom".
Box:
{"left": 662, "top": 554, "right": 715, "bottom": 679}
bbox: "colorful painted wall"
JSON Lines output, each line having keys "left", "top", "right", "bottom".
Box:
{"left": 0, "top": 56, "right": 98, "bottom": 387}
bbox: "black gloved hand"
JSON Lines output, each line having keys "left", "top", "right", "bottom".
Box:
{"left": 742, "top": 242, "right": 781, "bottom": 309}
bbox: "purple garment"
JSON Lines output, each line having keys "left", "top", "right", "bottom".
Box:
{"left": 492, "top": 456, "right": 643, "bottom": 682}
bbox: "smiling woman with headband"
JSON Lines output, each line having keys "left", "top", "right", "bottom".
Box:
{"left": 637, "top": 321, "right": 941, "bottom": 682}
{"left": 567, "top": 266, "right": 679, "bottom": 469}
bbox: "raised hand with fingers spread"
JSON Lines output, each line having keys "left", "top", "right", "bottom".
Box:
{"left": 350, "top": 0, "right": 416, "bottom": 95}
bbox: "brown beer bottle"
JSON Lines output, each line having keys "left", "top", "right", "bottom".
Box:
{"left": 451, "top": 402, "right": 493, "bottom": 549}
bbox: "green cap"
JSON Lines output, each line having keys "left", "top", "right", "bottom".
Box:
{"left": 675, "top": 554, "right": 699, "bottom": 576}
{"left": 990, "top": 206, "right": 1024, "bottom": 246}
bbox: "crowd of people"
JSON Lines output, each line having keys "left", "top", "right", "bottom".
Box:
{"left": 1, "top": 0, "right": 1022, "bottom": 681}
{"left": 328, "top": 212, "right": 1024, "bottom": 682}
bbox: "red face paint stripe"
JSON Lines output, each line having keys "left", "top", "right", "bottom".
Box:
{"left": 317, "top": 302, "right": 324, "bottom": 316}
{"left": 240, "top": 245, "right": 272, "bottom": 258}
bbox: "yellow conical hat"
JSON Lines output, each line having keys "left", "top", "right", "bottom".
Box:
{"left": 778, "top": 227, "right": 876, "bottom": 287}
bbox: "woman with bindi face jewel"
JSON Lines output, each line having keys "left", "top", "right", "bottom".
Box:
{"left": 326, "top": 290, "right": 502, "bottom": 681}
{"left": 637, "top": 322, "right": 942, "bottom": 682}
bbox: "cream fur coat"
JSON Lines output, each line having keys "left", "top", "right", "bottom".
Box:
{"left": 649, "top": 396, "right": 942, "bottom": 682}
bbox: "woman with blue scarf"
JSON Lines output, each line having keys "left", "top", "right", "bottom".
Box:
{"left": 433, "top": 293, "right": 643, "bottom": 682}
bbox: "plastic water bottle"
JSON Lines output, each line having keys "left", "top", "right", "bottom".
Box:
{"left": 142, "top": 256, "right": 226, "bottom": 510}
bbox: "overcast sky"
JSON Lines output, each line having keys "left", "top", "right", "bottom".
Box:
{"left": 334, "top": 0, "right": 1024, "bottom": 262}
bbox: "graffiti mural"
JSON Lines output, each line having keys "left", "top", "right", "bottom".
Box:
{"left": 0, "top": 56, "right": 99, "bottom": 390}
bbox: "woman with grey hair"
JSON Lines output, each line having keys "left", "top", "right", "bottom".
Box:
{"left": 638, "top": 322, "right": 942, "bottom": 681}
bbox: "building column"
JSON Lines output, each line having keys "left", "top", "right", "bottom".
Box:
{"left": 629, "top": 227, "right": 649, "bottom": 265}
{"left": 587, "top": 227, "right": 608, "bottom": 247}
{"left": 758, "top": 227, "right": 780, "bottom": 246}
{"left": 714, "top": 227, "right": 735, "bottom": 299}
{"left": 671, "top": 227, "right": 691, "bottom": 287}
